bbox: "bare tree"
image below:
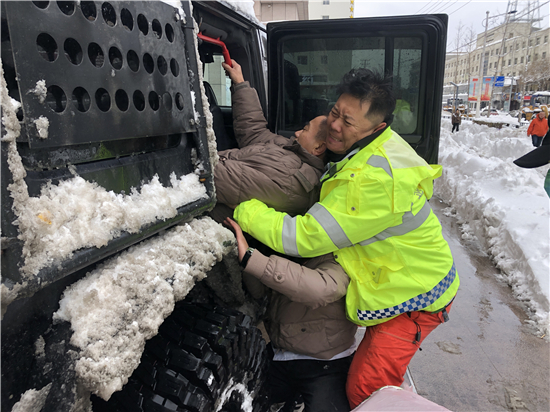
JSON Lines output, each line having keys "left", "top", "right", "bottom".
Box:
{"left": 452, "top": 21, "right": 465, "bottom": 84}
{"left": 462, "top": 24, "right": 477, "bottom": 85}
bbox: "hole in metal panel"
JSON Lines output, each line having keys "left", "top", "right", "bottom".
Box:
{"left": 175, "top": 93, "right": 184, "bottom": 111}
{"left": 57, "top": 1, "right": 75, "bottom": 15}
{"left": 115, "top": 89, "right": 129, "bottom": 111}
{"left": 149, "top": 91, "right": 159, "bottom": 111}
{"left": 46, "top": 85, "right": 67, "bottom": 112}
{"left": 143, "top": 53, "right": 154, "bottom": 74}
{"left": 88, "top": 43, "right": 105, "bottom": 67}
{"left": 33, "top": 1, "right": 49, "bottom": 9}
{"left": 121, "top": 8, "right": 133, "bottom": 31}
{"left": 109, "top": 46, "right": 123, "bottom": 70}
{"left": 157, "top": 56, "right": 167, "bottom": 75}
{"left": 163, "top": 93, "right": 172, "bottom": 111}
{"left": 95, "top": 88, "right": 111, "bottom": 112}
{"left": 81, "top": 1, "right": 97, "bottom": 21}
{"left": 37, "top": 33, "right": 58, "bottom": 62}
{"left": 64, "top": 38, "right": 83, "bottom": 65}
{"left": 133, "top": 90, "right": 145, "bottom": 111}
{"left": 170, "top": 59, "right": 179, "bottom": 77}
{"left": 127, "top": 50, "right": 139, "bottom": 72}
{"left": 152, "top": 19, "right": 162, "bottom": 39}
{"left": 137, "top": 14, "right": 148, "bottom": 35}
{"left": 72, "top": 87, "right": 91, "bottom": 112}
{"left": 101, "top": 2, "right": 116, "bottom": 27}
{"left": 165, "top": 23, "right": 174, "bottom": 43}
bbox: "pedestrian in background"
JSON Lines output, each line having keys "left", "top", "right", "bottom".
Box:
{"left": 451, "top": 108, "right": 461, "bottom": 133}
{"left": 527, "top": 108, "right": 549, "bottom": 147}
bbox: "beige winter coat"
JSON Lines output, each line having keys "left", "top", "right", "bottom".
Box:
{"left": 243, "top": 251, "right": 358, "bottom": 360}
{"left": 214, "top": 82, "right": 324, "bottom": 217}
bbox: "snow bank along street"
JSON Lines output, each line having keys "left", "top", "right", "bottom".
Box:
{"left": 436, "top": 118, "right": 549, "bottom": 339}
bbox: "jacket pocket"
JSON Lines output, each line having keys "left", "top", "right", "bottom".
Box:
{"left": 278, "top": 319, "right": 329, "bottom": 357}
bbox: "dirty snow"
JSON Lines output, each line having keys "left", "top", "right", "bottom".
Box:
{"left": 215, "top": 379, "right": 254, "bottom": 412}
{"left": 53, "top": 217, "right": 235, "bottom": 400}
{"left": 436, "top": 118, "right": 549, "bottom": 338}
{"left": 31, "top": 79, "right": 47, "bottom": 103}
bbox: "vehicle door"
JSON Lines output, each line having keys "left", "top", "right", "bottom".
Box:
{"left": 266, "top": 15, "right": 448, "bottom": 164}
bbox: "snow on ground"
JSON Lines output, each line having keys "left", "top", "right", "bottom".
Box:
{"left": 435, "top": 118, "right": 549, "bottom": 338}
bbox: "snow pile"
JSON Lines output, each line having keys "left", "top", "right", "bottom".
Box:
{"left": 54, "top": 217, "right": 235, "bottom": 400}
{"left": 436, "top": 118, "right": 549, "bottom": 337}
{"left": 215, "top": 379, "right": 254, "bottom": 412}
{"left": 16, "top": 171, "right": 208, "bottom": 276}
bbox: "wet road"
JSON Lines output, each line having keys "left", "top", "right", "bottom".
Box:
{"left": 409, "top": 196, "right": 549, "bottom": 412}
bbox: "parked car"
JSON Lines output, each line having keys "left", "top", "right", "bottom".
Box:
{"left": 480, "top": 108, "right": 500, "bottom": 116}
{"left": 1, "top": 1, "right": 448, "bottom": 410}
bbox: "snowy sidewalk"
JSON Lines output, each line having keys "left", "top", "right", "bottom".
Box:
{"left": 435, "top": 118, "right": 549, "bottom": 337}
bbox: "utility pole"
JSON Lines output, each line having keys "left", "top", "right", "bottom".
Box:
{"left": 487, "top": 3, "right": 517, "bottom": 116}
{"left": 476, "top": 11, "right": 490, "bottom": 118}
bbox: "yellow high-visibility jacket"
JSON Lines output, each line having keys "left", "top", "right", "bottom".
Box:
{"left": 234, "top": 127, "right": 459, "bottom": 326}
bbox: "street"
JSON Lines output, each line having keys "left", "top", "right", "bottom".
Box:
{"left": 409, "top": 196, "right": 549, "bottom": 412}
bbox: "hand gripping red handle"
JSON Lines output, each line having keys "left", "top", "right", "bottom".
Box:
{"left": 197, "top": 33, "right": 232, "bottom": 67}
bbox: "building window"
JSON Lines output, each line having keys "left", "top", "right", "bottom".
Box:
{"left": 323, "top": 0, "right": 330, "bottom": 4}
{"left": 297, "top": 55, "right": 308, "bottom": 65}
{"left": 508, "top": 59, "right": 511, "bottom": 66}
{"left": 545, "top": 36, "right": 548, "bottom": 43}
{"left": 504, "top": 46, "right": 507, "bottom": 53}
{"left": 534, "top": 53, "right": 538, "bottom": 61}
{"left": 509, "top": 33, "right": 513, "bottom": 38}
{"left": 515, "top": 58, "right": 518, "bottom": 64}
{"left": 520, "top": 56, "right": 524, "bottom": 63}
{"left": 543, "top": 52, "right": 547, "bottom": 59}
{"left": 527, "top": 55, "right": 531, "bottom": 62}
{"left": 536, "top": 37, "right": 540, "bottom": 45}
{"left": 512, "top": 72, "right": 515, "bottom": 76}
{"left": 322, "top": 15, "right": 329, "bottom": 19}
{"left": 529, "top": 39, "right": 532, "bottom": 46}
{"left": 321, "top": 55, "right": 328, "bottom": 64}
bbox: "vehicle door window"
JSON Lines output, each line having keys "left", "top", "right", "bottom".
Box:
{"left": 280, "top": 35, "right": 424, "bottom": 137}
{"left": 203, "top": 54, "right": 232, "bottom": 106}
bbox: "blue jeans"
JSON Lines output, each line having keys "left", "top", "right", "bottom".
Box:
{"left": 532, "top": 134, "right": 543, "bottom": 147}
{"left": 266, "top": 348, "right": 353, "bottom": 412}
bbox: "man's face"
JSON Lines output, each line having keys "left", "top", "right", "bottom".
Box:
{"left": 327, "top": 94, "right": 386, "bottom": 154}
{"left": 538, "top": 111, "right": 545, "bottom": 119}
{"left": 295, "top": 115, "right": 327, "bottom": 156}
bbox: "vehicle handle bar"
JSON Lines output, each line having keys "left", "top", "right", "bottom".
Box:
{"left": 197, "top": 33, "right": 232, "bottom": 67}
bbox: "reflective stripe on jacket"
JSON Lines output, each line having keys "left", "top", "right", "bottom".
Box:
{"left": 234, "top": 127, "right": 459, "bottom": 326}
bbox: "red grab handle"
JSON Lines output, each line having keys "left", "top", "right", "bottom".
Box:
{"left": 197, "top": 33, "right": 232, "bottom": 67}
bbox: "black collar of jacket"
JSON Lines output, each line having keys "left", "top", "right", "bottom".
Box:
{"left": 284, "top": 137, "right": 325, "bottom": 171}
{"left": 326, "top": 121, "right": 392, "bottom": 163}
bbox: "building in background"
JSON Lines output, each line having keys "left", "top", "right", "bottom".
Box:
{"left": 253, "top": 0, "right": 309, "bottom": 23}
{"left": 253, "top": 0, "right": 352, "bottom": 23}
{"left": 444, "top": 19, "right": 549, "bottom": 112}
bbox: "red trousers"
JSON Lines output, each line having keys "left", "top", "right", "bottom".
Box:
{"left": 346, "top": 303, "right": 453, "bottom": 409}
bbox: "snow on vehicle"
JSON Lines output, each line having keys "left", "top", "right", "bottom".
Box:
{"left": 1, "top": 1, "right": 448, "bottom": 410}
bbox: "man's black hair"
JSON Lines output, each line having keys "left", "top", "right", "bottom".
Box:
{"left": 336, "top": 68, "right": 396, "bottom": 123}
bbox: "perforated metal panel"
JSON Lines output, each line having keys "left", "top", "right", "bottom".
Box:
{"left": 5, "top": 1, "right": 196, "bottom": 148}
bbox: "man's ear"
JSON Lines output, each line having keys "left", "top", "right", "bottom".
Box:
{"left": 313, "top": 141, "right": 327, "bottom": 157}
{"left": 373, "top": 122, "right": 387, "bottom": 134}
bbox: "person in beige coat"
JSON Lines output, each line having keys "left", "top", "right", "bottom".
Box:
{"left": 225, "top": 217, "right": 357, "bottom": 412}
{"left": 212, "top": 60, "right": 327, "bottom": 222}
{"left": 217, "top": 61, "right": 357, "bottom": 411}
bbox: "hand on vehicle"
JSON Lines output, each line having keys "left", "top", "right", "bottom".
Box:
{"left": 222, "top": 59, "right": 244, "bottom": 84}
{"left": 223, "top": 217, "right": 248, "bottom": 262}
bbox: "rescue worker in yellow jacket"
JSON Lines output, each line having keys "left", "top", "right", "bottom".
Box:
{"left": 234, "top": 68, "right": 459, "bottom": 409}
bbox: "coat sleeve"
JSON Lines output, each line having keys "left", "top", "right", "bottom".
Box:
{"left": 527, "top": 120, "right": 534, "bottom": 135}
{"left": 233, "top": 171, "right": 399, "bottom": 257}
{"left": 244, "top": 251, "right": 349, "bottom": 309}
{"left": 232, "top": 82, "right": 283, "bottom": 148}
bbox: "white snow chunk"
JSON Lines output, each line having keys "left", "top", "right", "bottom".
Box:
{"left": 31, "top": 79, "right": 47, "bottom": 103}
{"left": 11, "top": 383, "right": 52, "bottom": 412}
{"left": 34, "top": 116, "right": 49, "bottom": 139}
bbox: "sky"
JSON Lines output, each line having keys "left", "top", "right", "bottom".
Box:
{"left": 353, "top": 0, "right": 550, "bottom": 50}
